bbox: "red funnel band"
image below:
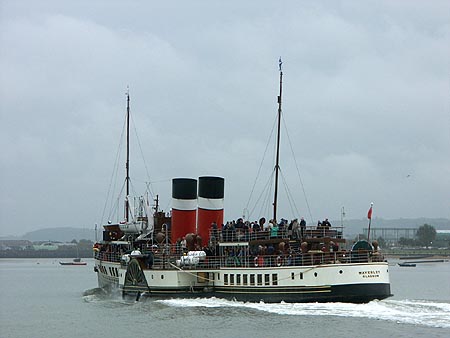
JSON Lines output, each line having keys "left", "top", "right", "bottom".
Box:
{"left": 197, "top": 207, "right": 224, "bottom": 245}
{"left": 171, "top": 209, "right": 196, "bottom": 242}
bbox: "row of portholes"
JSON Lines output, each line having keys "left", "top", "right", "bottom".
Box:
{"left": 146, "top": 269, "right": 345, "bottom": 282}
{"left": 313, "top": 270, "right": 344, "bottom": 277}
{"left": 150, "top": 274, "right": 164, "bottom": 280}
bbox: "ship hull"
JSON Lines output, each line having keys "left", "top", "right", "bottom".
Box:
{"left": 94, "top": 259, "right": 120, "bottom": 290}
{"left": 213, "top": 282, "right": 391, "bottom": 303}
{"left": 116, "top": 261, "right": 392, "bottom": 303}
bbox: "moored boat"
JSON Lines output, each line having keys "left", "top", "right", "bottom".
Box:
{"left": 59, "top": 259, "right": 87, "bottom": 266}
{"left": 93, "top": 65, "right": 392, "bottom": 303}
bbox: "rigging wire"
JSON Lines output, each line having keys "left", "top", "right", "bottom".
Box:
{"left": 282, "top": 115, "right": 314, "bottom": 224}
{"left": 106, "top": 179, "right": 126, "bottom": 223}
{"left": 244, "top": 115, "right": 278, "bottom": 215}
{"left": 261, "top": 170, "right": 274, "bottom": 220}
{"left": 100, "top": 113, "right": 127, "bottom": 225}
{"left": 248, "top": 169, "right": 274, "bottom": 220}
{"left": 130, "top": 112, "right": 155, "bottom": 199}
{"left": 279, "top": 168, "right": 300, "bottom": 217}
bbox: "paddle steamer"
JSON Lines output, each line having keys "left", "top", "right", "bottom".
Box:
{"left": 93, "top": 65, "right": 392, "bottom": 303}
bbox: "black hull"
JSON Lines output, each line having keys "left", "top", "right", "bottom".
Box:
{"left": 215, "top": 283, "right": 392, "bottom": 303}
{"left": 122, "top": 283, "right": 391, "bottom": 304}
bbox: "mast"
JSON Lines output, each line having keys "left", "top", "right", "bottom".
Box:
{"left": 273, "top": 58, "right": 283, "bottom": 222}
{"left": 125, "top": 88, "right": 130, "bottom": 222}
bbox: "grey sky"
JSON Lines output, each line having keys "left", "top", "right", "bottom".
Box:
{"left": 1, "top": 1, "right": 449, "bottom": 236}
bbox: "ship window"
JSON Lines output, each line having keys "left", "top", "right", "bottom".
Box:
{"left": 236, "top": 274, "right": 241, "bottom": 285}
{"left": 218, "top": 273, "right": 220, "bottom": 280}
{"left": 265, "top": 274, "right": 270, "bottom": 286}
{"left": 291, "top": 272, "right": 295, "bottom": 280}
{"left": 272, "top": 274, "right": 278, "bottom": 286}
{"left": 151, "top": 275, "right": 154, "bottom": 279}
{"left": 300, "top": 272, "right": 303, "bottom": 280}
{"left": 243, "top": 274, "right": 248, "bottom": 285}
{"left": 230, "top": 274, "right": 235, "bottom": 285}
{"left": 314, "top": 272, "right": 318, "bottom": 277}
{"left": 224, "top": 274, "right": 228, "bottom": 285}
{"left": 257, "top": 274, "right": 262, "bottom": 286}
{"left": 339, "top": 270, "right": 343, "bottom": 274}
{"left": 161, "top": 274, "right": 164, "bottom": 279}
{"left": 250, "top": 274, "right": 255, "bottom": 286}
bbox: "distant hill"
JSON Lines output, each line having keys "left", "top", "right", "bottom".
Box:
{"left": 5, "top": 218, "right": 449, "bottom": 242}
{"left": 338, "top": 217, "right": 450, "bottom": 237}
{"left": 20, "top": 227, "right": 96, "bottom": 242}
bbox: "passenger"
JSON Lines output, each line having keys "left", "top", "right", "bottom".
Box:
{"left": 323, "top": 218, "right": 331, "bottom": 228}
{"left": 235, "top": 218, "right": 244, "bottom": 229}
{"left": 278, "top": 219, "right": 287, "bottom": 237}
{"left": 181, "top": 237, "right": 187, "bottom": 253}
{"left": 270, "top": 222, "right": 279, "bottom": 238}
{"left": 322, "top": 218, "right": 331, "bottom": 237}
{"left": 211, "top": 221, "right": 218, "bottom": 241}
{"left": 292, "top": 219, "right": 300, "bottom": 239}
{"left": 316, "top": 220, "right": 323, "bottom": 237}
{"left": 222, "top": 222, "right": 229, "bottom": 241}
{"left": 251, "top": 222, "right": 260, "bottom": 240}
{"left": 287, "top": 221, "right": 293, "bottom": 238}
{"left": 229, "top": 222, "right": 236, "bottom": 241}
{"left": 300, "top": 217, "right": 306, "bottom": 238}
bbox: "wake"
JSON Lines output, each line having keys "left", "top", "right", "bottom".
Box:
{"left": 157, "top": 297, "right": 450, "bottom": 328}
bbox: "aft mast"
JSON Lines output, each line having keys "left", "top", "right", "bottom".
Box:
{"left": 125, "top": 88, "right": 130, "bottom": 222}
{"left": 273, "top": 58, "right": 283, "bottom": 223}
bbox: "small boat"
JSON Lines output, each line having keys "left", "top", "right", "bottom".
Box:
{"left": 59, "top": 259, "right": 87, "bottom": 266}
{"left": 398, "top": 262, "right": 416, "bottom": 267}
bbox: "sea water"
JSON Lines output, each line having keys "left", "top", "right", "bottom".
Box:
{"left": 0, "top": 258, "right": 449, "bottom": 338}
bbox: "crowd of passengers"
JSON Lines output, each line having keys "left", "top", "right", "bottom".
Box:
{"left": 209, "top": 217, "right": 336, "bottom": 242}
{"left": 169, "top": 236, "right": 346, "bottom": 268}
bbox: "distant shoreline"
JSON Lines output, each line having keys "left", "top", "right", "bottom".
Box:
{"left": 1, "top": 249, "right": 449, "bottom": 259}
{"left": 0, "top": 249, "right": 93, "bottom": 259}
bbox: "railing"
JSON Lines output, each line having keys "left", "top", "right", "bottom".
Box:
{"left": 93, "top": 251, "right": 122, "bottom": 263}
{"left": 122, "top": 249, "right": 384, "bottom": 271}
{"left": 209, "top": 226, "right": 343, "bottom": 243}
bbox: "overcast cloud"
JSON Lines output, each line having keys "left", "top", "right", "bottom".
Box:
{"left": 1, "top": 0, "right": 449, "bottom": 236}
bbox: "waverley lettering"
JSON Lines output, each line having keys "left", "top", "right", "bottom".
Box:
{"left": 358, "top": 270, "right": 380, "bottom": 278}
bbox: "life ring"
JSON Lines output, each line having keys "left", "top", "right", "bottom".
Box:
{"left": 255, "top": 256, "right": 264, "bottom": 267}
{"left": 276, "top": 256, "right": 283, "bottom": 267}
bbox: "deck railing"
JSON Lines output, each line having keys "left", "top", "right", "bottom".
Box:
{"left": 209, "top": 226, "right": 343, "bottom": 243}
{"left": 120, "top": 249, "right": 384, "bottom": 271}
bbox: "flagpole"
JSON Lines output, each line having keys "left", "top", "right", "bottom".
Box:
{"left": 367, "top": 202, "right": 373, "bottom": 242}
